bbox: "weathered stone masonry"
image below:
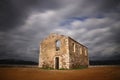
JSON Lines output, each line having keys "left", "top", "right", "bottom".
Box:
{"left": 39, "top": 33, "right": 89, "bottom": 69}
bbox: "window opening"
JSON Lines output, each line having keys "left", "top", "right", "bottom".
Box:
{"left": 56, "top": 40, "right": 61, "bottom": 51}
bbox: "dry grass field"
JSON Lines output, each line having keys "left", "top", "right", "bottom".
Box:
{"left": 0, "top": 66, "right": 120, "bottom": 80}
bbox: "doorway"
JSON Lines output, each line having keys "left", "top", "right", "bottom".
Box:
{"left": 55, "top": 57, "right": 59, "bottom": 69}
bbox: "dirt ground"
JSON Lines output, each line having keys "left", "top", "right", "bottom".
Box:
{"left": 0, "top": 66, "right": 120, "bottom": 80}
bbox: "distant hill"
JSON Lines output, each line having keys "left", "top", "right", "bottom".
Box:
{"left": 0, "top": 59, "right": 38, "bottom": 65}
{"left": 90, "top": 60, "right": 120, "bottom": 65}
{"left": 1, "top": 59, "right": 120, "bottom": 66}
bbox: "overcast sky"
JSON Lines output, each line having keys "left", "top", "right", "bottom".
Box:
{"left": 0, "top": 0, "right": 120, "bottom": 62}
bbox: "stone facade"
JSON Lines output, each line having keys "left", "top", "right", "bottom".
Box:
{"left": 39, "top": 33, "right": 89, "bottom": 69}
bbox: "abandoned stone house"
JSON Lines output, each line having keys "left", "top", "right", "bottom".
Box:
{"left": 39, "top": 33, "right": 89, "bottom": 69}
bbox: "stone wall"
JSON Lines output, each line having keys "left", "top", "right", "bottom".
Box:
{"left": 39, "top": 33, "right": 69, "bottom": 69}
{"left": 68, "top": 37, "right": 89, "bottom": 68}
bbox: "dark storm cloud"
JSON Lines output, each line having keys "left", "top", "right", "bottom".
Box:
{"left": 110, "top": 23, "right": 120, "bottom": 44}
{"left": 0, "top": 0, "right": 62, "bottom": 31}
{"left": 71, "top": 0, "right": 120, "bottom": 18}
{"left": 98, "top": 0, "right": 120, "bottom": 12}
{"left": 0, "top": 0, "right": 119, "bottom": 30}
{"left": 0, "top": 0, "right": 28, "bottom": 31}
{"left": 0, "top": 0, "right": 63, "bottom": 61}
{"left": 84, "top": 0, "right": 120, "bottom": 10}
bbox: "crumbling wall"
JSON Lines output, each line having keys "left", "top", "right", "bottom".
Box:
{"left": 39, "top": 33, "right": 89, "bottom": 69}
{"left": 68, "top": 37, "right": 89, "bottom": 69}
{"left": 39, "top": 33, "right": 69, "bottom": 69}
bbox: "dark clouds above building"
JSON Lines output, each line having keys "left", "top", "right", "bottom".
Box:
{"left": 0, "top": 0, "right": 120, "bottom": 62}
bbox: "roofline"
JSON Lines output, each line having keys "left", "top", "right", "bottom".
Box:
{"left": 40, "top": 33, "right": 88, "bottom": 49}
{"left": 68, "top": 37, "right": 88, "bottom": 49}
{"left": 40, "top": 33, "right": 67, "bottom": 43}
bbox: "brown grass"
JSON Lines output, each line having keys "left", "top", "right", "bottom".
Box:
{"left": 0, "top": 66, "right": 120, "bottom": 80}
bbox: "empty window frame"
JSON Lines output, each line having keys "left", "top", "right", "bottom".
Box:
{"left": 84, "top": 48, "right": 87, "bottom": 56}
{"left": 56, "top": 40, "right": 61, "bottom": 51}
{"left": 72, "top": 43, "right": 75, "bottom": 52}
{"left": 80, "top": 46, "right": 82, "bottom": 55}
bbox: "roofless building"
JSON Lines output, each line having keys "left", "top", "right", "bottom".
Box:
{"left": 39, "top": 33, "right": 89, "bottom": 69}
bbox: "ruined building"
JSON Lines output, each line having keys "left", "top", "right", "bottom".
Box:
{"left": 39, "top": 33, "right": 89, "bottom": 69}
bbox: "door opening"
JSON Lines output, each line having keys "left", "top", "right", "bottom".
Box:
{"left": 55, "top": 57, "right": 59, "bottom": 69}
